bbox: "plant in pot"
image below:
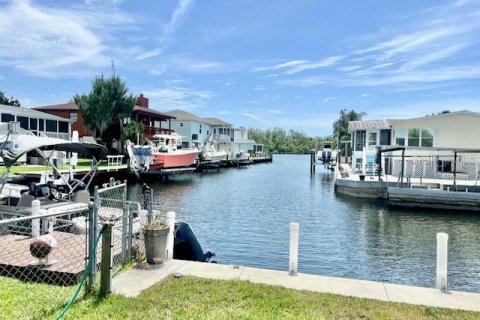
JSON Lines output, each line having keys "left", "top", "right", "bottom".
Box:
{"left": 143, "top": 218, "right": 170, "bottom": 265}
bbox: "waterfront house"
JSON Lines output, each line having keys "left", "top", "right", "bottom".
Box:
{"left": 0, "top": 104, "right": 72, "bottom": 140}
{"left": 164, "top": 109, "right": 227, "bottom": 148}
{"left": 33, "top": 94, "right": 175, "bottom": 143}
{"left": 348, "top": 110, "right": 480, "bottom": 180}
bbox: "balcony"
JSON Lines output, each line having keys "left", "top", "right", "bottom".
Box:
{"left": 209, "top": 134, "right": 233, "bottom": 142}
{"left": 144, "top": 126, "right": 174, "bottom": 140}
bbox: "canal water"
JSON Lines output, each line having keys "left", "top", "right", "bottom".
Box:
{"left": 128, "top": 154, "right": 480, "bottom": 292}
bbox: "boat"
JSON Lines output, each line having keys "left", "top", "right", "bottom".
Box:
{"left": 0, "top": 121, "right": 107, "bottom": 211}
{"left": 317, "top": 141, "right": 337, "bottom": 165}
{"left": 127, "top": 133, "right": 199, "bottom": 173}
{"left": 201, "top": 141, "right": 228, "bottom": 164}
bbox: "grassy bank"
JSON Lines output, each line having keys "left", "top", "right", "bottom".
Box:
{"left": 1, "top": 276, "right": 479, "bottom": 320}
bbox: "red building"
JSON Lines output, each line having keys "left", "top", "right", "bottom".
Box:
{"left": 33, "top": 94, "right": 175, "bottom": 141}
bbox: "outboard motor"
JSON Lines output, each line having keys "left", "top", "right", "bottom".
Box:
{"left": 321, "top": 151, "right": 327, "bottom": 163}
{"left": 174, "top": 222, "right": 215, "bottom": 262}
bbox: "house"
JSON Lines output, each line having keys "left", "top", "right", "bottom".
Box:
{"left": 348, "top": 110, "right": 480, "bottom": 179}
{"left": 0, "top": 103, "right": 72, "bottom": 140}
{"left": 33, "top": 94, "right": 175, "bottom": 143}
{"left": 164, "top": 110, "right": 235, "bottom": 148}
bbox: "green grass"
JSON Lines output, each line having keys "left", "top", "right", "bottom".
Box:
{"left": 0, "top": 159, "right": 119, "bottom": 175}
{"left": 1, "top": 275, "right": 479, "bottom": 320}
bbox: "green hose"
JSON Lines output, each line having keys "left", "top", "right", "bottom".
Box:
{"left": 54, "top": 224, "right": 107, "bottom": 320}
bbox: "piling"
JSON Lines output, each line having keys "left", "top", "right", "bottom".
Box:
{"left": 289, "top": 222, "right": 299, "bottom": 276}
{"left": 166, "top": 211, "right": 176, "bottom": 260}
{"left": 100, "top": 224, "right": 113, "bottom": 296}
{"left": 436, "top": 232, "right": 449, "bottom": 291}
{"left": 310, "top": 150, "right": 316, "bottom": 174}
{"left": 31, "top": 200, "right": 41, "bottom": 237}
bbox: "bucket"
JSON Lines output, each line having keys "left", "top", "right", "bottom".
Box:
{"left": 144, "top": 227, "right": 170, "bottom": 264}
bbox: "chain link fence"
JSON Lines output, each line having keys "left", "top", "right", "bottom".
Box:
{"left": 0, "top": 202, "right": 91, "bottom": 286}
{"left": 0, "top": 179, "right": 149, "bottom": 318}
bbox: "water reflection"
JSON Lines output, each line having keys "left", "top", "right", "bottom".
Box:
{"left": 128, "top": 154, "right": 480, "bottom": 292}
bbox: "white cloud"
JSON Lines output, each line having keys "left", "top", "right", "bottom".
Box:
{"left": 0, "top": 0, "right": 133, "bottom": 77}
{"left": 251, "top": 56, "right": 343, "bottom": 75}
{"left": 135, "top": 0, "right": 194, "bottom": 60}
{"left": 143, "top": 86, "right": 214, "bottom": 111}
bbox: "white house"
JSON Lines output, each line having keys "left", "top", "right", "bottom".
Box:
{"left": 0, "top": 104, "right": 72, "bottom": 140}
{"left": 348, "top": 110, "right": 480, "bottom": 180}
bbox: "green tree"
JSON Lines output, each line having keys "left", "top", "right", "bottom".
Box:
{"left": 0, "top": 90, "right": 21, "bottom": 107}
{"left": 74, "top": 75, "right": 136, "bottom": 148}
{"left": 122, "top": 121, "right": 144, "bottom": 144}
{"left": 332, "top": 109, "right": 366, "bottom": 142}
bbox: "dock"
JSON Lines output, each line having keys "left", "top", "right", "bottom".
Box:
{"left": 112, "top": 259, "right": 480, "bottom": 312}
{"left": 334, "top": 171, "right": 480, "bottom": 211}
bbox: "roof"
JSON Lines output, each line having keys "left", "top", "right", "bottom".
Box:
{"left": 164, "top": 109, "right": 205, "bottom": 122}
{"left": 348, "top": 120, "right": 390, "bottom": 132}
{"left": 133, "top": 106, "right": 174, "bottom": 119}
{"left": 202, "top": 117, "right": 232, "bottom": 127}
{"left": 1, "top": 104, "right": 71, "bottom": 122}
{"left": 33, "top": 101, "right": 79, "bottom": 111}
{"left": 33, "top": 101, "right": 174, "bottom": 119}
{"left": 388, "top": 110, "right": 480, "bottom": 124}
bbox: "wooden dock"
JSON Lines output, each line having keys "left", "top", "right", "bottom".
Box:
{"left": 0, "top": 231, "right": 87, "bottom": 285}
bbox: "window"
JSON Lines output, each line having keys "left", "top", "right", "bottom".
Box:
{"left": 408, "top": 128, "right": 420, "bottom": 146}
{"left": 192, "top": 134, "right": 198, "bottom": 140}
{"left": 395, "top": 128, "right": 406, "bottom": 146}
{"left": 59, "top": 121, "right": 69, "bottom": 133}
{"left": 199, "top": 124, "right": 202, "bottom": 134}
{"left": 17, "top": 116, "right": 28, "bottom": 129}
{"left": 380, "top": 129, "right": 391, "bottom": 145}
{"left": 30, "top": 118, "right": 38, "bottom": 130}
{"left": 39, "top": 119, "right": 45, "bottom": 131}
{"left": 396, "top": 138, "right": 405, "bottom": 146}
{"left": 355, "top": 130, "right": 366, "bottom": 151}
{"left": 1, "top": 113, "right": 14, "bottom": 122}
{"left": 421, "top": 129, "right": 433, "bottom": 147}
{"left": 70, "top": 112, "right": 78, "bottom": 122}
{"left": 179, "top": 122, "right": 183, "bottom": 127}
{"left": 46, "top": 120, "right": 57, "bottom": 132}
{"left": 368, "top": 132, "right": 377, "bottom": 146}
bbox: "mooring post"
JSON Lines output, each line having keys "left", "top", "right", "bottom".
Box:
{"left": 310, "top": 150, "right": 315, "bottom": 174}
{"left": 289, "top": 222, "right": 299, "bottom": 276}
{"left": 31, "top": 200, "right": 41, "bottom": 238}
{"left": 166, "top": 211, "right": 176, "bottom": 260}
{"left": 100, "top": 224, "right": 113, "bottom": 297}
{"left": 436, "top": 232, "right": 449, "bottom": 291}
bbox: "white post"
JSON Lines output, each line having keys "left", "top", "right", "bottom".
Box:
{"left": 31, "top": 200, "right": 41, "bottom": 237}
{"left": 436, "top": 232, "right": 449, "bottom": 291}
{"left": 289, "top": 222, "right": 299, "bottom": 276}
{"left": 166, "top": 211, "right": 176, "bottom": 260}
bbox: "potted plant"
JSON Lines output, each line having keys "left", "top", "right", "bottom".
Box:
{"left": 359, "top": 174, "right": 365, "bottom": 181}
{"left": 143, "top": 220, "right": 170, "bottom": 265}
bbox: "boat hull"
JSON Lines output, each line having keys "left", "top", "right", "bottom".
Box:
{"left": 151, "top": 150, "right": 199, "bottom": 169}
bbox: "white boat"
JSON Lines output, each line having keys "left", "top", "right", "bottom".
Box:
{"left": 127, "top": 133, "right": 199, "bottom": 172}
{"left": 201, "top": 142, "right": 228, "bottom": 164}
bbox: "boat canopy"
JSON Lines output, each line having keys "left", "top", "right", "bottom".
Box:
{"left": 0, "top": 123, "right": 108, "bottom": 168}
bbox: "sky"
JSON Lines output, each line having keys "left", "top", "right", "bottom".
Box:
{"left": 1, "top": 0, "right": 480, "bottom": 136}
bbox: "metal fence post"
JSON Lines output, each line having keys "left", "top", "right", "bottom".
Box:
{"left": 127, "top": 203, "right": 134, "bottom": 263}
{"left": 121, "top": 180, "right": 128, "bottom": 263}
{"left": 87, "top": 186, "right": 99, "bottom": 292}
{"left": 100, "top": 224, "right": 113, "bottom": 297}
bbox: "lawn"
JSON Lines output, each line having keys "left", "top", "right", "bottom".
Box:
{"left": 1, "top": 275, "right": 479, "bottom": 320}
{"left": 0, "top": 159, "right": 119, "bottom": 175}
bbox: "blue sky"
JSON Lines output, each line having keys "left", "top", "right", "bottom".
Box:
{"left": 1, "top": 0, "right": 480, "bottom": 136}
